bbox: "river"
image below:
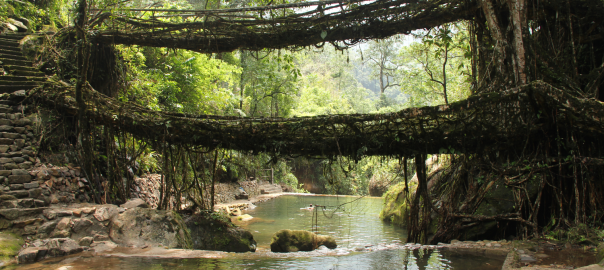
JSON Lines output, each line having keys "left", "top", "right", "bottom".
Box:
{"left": 14, "top": 195, "right": 505, "bottom": 269}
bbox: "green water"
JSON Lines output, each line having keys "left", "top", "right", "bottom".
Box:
{"left": 239, "top": 195, "right": 407, "bottom": 250}
{"left": 15, "top": 195, "right": 506, "bottom": 269}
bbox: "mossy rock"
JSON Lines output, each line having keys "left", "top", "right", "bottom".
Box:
{"left": 0, "top": 232, "right": 24, "bottom": 265}
{"left": 270, "top": 229, "right": 336, "bottom": 252}
{"left": 185, "top": 212, "right": 257, "bottom": 252}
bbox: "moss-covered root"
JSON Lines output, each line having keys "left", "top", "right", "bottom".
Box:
{"left": 0, "top": 232, "right": 24, "bottom": 266}
{"left": 270, "top": 229, "right": 337, "bottom": 252}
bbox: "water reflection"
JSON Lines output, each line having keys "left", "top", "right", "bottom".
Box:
{"left": 14, "top": 249, "right": 504, "bottom": 270}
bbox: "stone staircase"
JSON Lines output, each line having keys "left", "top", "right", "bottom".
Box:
{"left": 0, "top": 32, "right": 49, "bottom": 236}
{"left": 0, "top": 33, "right": 45, "bottom": 93}
{"left": 259, "top": 184, "right": 282, "bottom": 194}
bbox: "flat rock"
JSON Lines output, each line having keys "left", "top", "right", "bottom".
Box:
{"left": 519, "top": 254, "right": 537, "bottom": 262}
{"left": 120, "top": 198, "right": 148, "bottom": 209}
{"left": 11, "top": 169, "right": 28, "bottom": 175}
{"left": 0, "top": 208, "right": 45, "bottom": 220}
{"left": 8, "top": 174, "right": 31, "bottom": 184}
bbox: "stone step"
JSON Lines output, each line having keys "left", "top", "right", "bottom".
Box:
{"left": 0, "top": 58, "right": 32, "bottom": 67}
{"left": 0, "top": 48, "right": 22, "bottom": 57}
{"left": 0, "top": 44, "right": 20, "bottom": 52}
{"left": 0, "top": 207, "right": 47, "bottom": 220}
{"left": 0, "top": 198, "right": 45, "bottom": 209}
{"left": 0, "top": 34, "right": 28, "bottom": 40}
{"left": 0, "top": 38, "right": 19, "bottom": 47}
{"left": 0, "top": 80, "right": 41, "bottom": 86}
{"left": 0, "top": 85, "right": 37, "bottom": 93}
{"left": 2, "top": 65, "right": 43, "bottom": 77}
{"left": 0, "top": 75, "right": 45, "bottom": 82}
{"left": 0, "top": 52, "right": 26, "bottom": 61}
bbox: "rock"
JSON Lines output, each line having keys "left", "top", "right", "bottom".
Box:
{"left": 43, "top": 209, "right": 72, "bottom": 220}
{"left": 78, "top": 236, "right": 93, "bottom": 247}
{"left": 72, "top": 218, "right": 93, "bottom": 233}
{"left": 23, "top": 225, "right": 37, "bottom": 235}
{"left": 73, "top": 209, "right": 82, "bottom": 217}
{"left": 0, "top": 195, "right": 16, "bottom": 201}
{"left": 17, "top": 247, "right": 47, "bottom": 264}
{"left": 12, "top": 217, "right": 41, "bottom": 227}
{"left": 51, "top": 229, "right": 71, "bottom": 238}
{"left": 120, "top": 198, "right": 148, "bottom": 209}
{"left": 46, "top": 238, "right": 83, "bottom": 257}
{"left": 9, "top": 184, "right": 23, "bottom": 190}
{"left": 93, "top": 205, "right": 118, "bottom": 222}
{"left": 55, "top": 217, "right": 71, "bottom": 231}
{"left": 109, "top": 208, "right": 192, "bottom": 249}
{"left": 38, "top": 220, "right": 58, "bottom": 235}
{"left": 0, "top": 219, "right": 11, "bottom": 229}
{"left": 8, "top": 174, "right": 31, "bottom": 184}
{"left": 270, "top": 229, "right": 337, "bottom": 252}
{"left": 5, "top": 190, "right": 28, "bottom": 198}
{"left": 519, "top": 254, "right": 537, "bottom": 262}
{"left": 81, "top": 207, "right": 95, "bottom": 214}
{"left": 12, "top": 169, "right": 29, "bottom": 175}
{"left": 23, "top": 182, "right": 38, "bottom": 189}
{"left": 186, "top": 212, "right": 256, "bottom": 252}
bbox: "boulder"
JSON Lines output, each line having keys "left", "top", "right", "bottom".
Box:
{"left": 109, "top": 207, "right": 191, "bottom": 249}
{"left": 185, "top": 212, "right": 256, "bottom": 252}
{"left": 270, "top": 229, "right": 337, "bottom": 252}
{"left": 17, "top": 247, "right": 47, "bottom": 264}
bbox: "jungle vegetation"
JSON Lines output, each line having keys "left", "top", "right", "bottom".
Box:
{"left": 2, "top": 0, "right": 604, "bottom": 244}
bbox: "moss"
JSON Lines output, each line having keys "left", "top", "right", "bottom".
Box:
{"left": 171, "top": 210, "right": 193, "bottom": 249}
{"left": 270, "top": 229, "right": 334, "bottom": 252}
{"left": 0, "top": 232, "right": 23, "bottom": 262}
{"left": 379, "top": 180, "right": 417, "bottom": 227}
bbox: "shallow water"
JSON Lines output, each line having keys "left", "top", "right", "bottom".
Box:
{"left": 15, "top": 195, "right": 506, "bottom": 269}
{"left": 238, "top": 195, "right": 407, "bottom": 249}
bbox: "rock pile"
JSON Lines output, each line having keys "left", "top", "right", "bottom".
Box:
{"left": 16, "top": 201, "right": 191, "bottom": 264}
{"left": 28, "top": 164, "right": 91, "bottom": 205}
{"left": 132, "top": 173, "right": 161, "bottom": 208}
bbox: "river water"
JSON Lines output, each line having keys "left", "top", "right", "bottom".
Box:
{"left": 14, "top": 195, "right": 505, "bottom": 269}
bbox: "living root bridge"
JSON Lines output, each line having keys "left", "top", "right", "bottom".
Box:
{"left": 24, "top": 81, "right": 604, "bottom": 158}
{"left": 91, "top": 0, "right": 477, "bottom": 53}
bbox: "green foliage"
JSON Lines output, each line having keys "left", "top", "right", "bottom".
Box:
{"left": 241, "top": 50, "right": 300, "bottom": 117}
{"left": 397, "top": 23, "right": 471, "bottom": 107}
{"left": 0, "top": 0, "right": 68, "bottom": 31}
{"left": 120, "top": 46, "right": 241, "bottom": 114}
